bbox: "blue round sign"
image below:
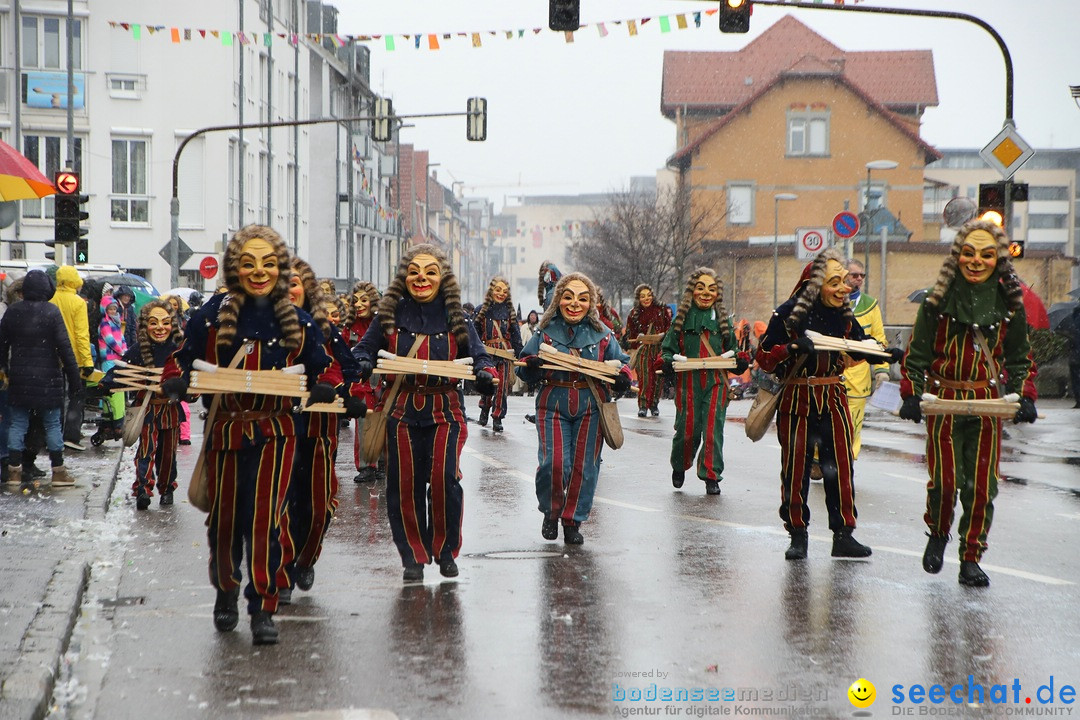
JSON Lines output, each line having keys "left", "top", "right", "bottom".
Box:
{"left": 833, "top": 211, "right": 860, "bottom": 239}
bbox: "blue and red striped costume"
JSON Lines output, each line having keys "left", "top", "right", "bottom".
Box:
{"left": 354, "top": 296, "right": 493, "bottom": 569}
{"left": 347, "top": 314, "right": 380, "bottom": 473}
{"left": 517, "top": 317, "right": 630, "bottom": 527}
{"left": 476, "top": 302, "right": 523, "bottom": 422}
{"left": 163, "top": 293, "right": 329, "bottom": 615}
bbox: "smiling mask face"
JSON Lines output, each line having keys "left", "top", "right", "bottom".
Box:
{"left": 692, "top": 275, "right": 718, "bottom": 310}
{"left": 559, "top": 279, "right": 591, "bottom": 324}
{"left": 147, "top": 307, "right": 173, "bottom": 344}
{"left": 354, "top": 291, "right": 372, "bottom": 318}
{"left": 406, "top": 253, "right": 442, "bottom": 303}
{"left": 491, "top": 281, "right": 509, "bottom": 304}
{"left": 639, "top": 288, "right": 654, "bottom": 308}
{"left": 958, "top": 230, "right": 998, "bottom": 285}
{"left": 287, "top": 274, "right": 305, "bottom": 307}
{"left": 237, "top": 237, "right": 279, "bottom": 297}
{"left": 821, "top": 260, "right": 850, "bottom": 308}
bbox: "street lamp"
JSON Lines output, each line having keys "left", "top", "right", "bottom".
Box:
{"left": 1071, "top": 84, "right": 1080, "bottom": 111}
{"left": 773, "top": 193, "right": 798, "bottom": 307}
{"left": 863, "top": 159, "right": 897, "bottom": 294}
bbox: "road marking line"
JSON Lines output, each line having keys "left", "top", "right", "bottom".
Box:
{"left": 883, "top": 471, "right": 926, "bottom": 484}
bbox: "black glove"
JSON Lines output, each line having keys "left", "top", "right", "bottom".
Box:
{"left": 474, "top": 369, "right": 496, "bottom": 396}
{"left": 525, "top": 355, "right": 543, "bottom": 372}
{"left": 788, "top": 337, "right": 815, "bottom": 355}
{"left": 886, "top": 347, "right": 904, "bottom": 364}
{"left": 899, "top": 395, "right": 923, "bottom": 424}
{"left": 612, "top": 373, "right": 631, "bottom": 394}
{"left": 1013, "top": 396, "right": 1037, "bottom": 424}
{"left": 80, "top": 366, "right": 94, "bottom": 379}
{"left": 662, "top": 360, "right": 676, "bottom": 382}
{"left": 357, "top": 359, "right": 374, "bottom": 382}
{"left": 161, "top": 377, "right": 189, "bottom": 402}
{"left": 733, "top": 354, "right": 750, "bottom": 375}
{"left": 305, "top": 382, "right": 337, "bottom": 407}
{"left": 344, "top": 396, "right": 367, "bottom": 419}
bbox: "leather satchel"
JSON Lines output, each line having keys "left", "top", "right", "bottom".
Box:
{"left": 121, "top": 391, "right": 153, "bottom": 448}
{"left": 359, "top": 334, "right": 426, "bottom": 464}
{"left": 188, "top": 344, "right": 249, "bottom": 512}
{"left": 745, "top": 356, "right": 806, "bottom": 442}
{"left": 584, "top": 375, "right": 624, "bottom": 450}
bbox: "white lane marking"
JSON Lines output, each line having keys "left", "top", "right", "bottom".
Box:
{"left": 883, "top": 471, "right": 926, "bottom": 485}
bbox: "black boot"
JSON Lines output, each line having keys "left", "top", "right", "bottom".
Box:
{"left": 541, "top": 515, "right": 559, "bottom": 540}
{"left": 136, "top": 491, "right": 151, "bottom": 510}
{"left": 213, "top": 588, "right": 240, "bottom": 632}
{"left": 705, "top": 480, "right": 721, "bottom": 495}
{"left": 562, "top": 523, "right": 584, "bottom": 545}
{"left": 650, "top": 406, "right": 660, "bottom": 417}
{"left": 831, "top": 528, "right": 872, "bottom": 558}
{"left": 439, "top": 558, "right": 459, "bottom": 578}
{"left": 922, "top": 534, "right": 948, "bottom": 574}
{"left": 637, "top": 408, "right": 648, "bottom": 418}
{"left": 403, "top": 564, "right": 424, "bottom": 583}
{"left": 250, "top": 611, "right": 279, "bottom": 645}
{"left": 478, "top": 406, "right": 489, "bottom": 427}
{"left": 785, "top": 530, "right": 808, "bottom": 560}
{"left": 492, "top": 417, "right": 503, "bottom": 432}
{"left": 294, "top": 565, "right": 315, "bottom": 591}
{"left": 353, "top": 466, "right": 376, "bottom": 483}
{"left": 959, "top": 560, "right": 990, "bottom": 587}
{"left": 159, "top": 490, "right": 174, "bottom": 506}
{"left": 671, "top": 469, "right": 685, "bottom": 489}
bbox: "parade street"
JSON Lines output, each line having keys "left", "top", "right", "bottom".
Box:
{"left": 4, "top": 395, "right": 1080, "bottom": 720}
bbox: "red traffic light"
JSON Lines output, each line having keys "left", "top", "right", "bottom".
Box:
{"left": 55, "top": 171, "right": 80, "bottom": 195}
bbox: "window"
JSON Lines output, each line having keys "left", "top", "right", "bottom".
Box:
{"left": 111, "top": 138, "right": 149, "bottom": 223}
{"left": 1028, "top": 215, "right": 1067, "bottom": 230}
{"left": 727, "top": 184, "right": 754, "bottom": 225}
{"left": 21, "top": 135, "right": 83, "bottom": 219}
{"left": 107, "top": 74, "right": 144, "bottom": 99}
{"left": 787, "top": 111, "right": 829, "bottom": 157}
{"left": 1029, "top": 186, "right": 1069, "bottom": 202}
{"left": 21, "top": 16, "right": 82, "bottom": 70}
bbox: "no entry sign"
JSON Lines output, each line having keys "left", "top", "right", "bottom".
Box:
{"left": 199, "top": 256, "right": 219, "bottom": 279}
{"left": 832, "top": 211, "right": 860, "bottom": 239}
{"left": 796, "top": 227, "right": 829, "bottom": 260}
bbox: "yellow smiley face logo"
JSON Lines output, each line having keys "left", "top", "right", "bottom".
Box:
{"left": 848, "top": 678, "right": 876, "bottom": 708}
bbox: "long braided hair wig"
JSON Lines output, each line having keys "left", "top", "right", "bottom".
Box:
{"left": 670, "top": 267, "right": 726, "bottom": 335}
{"left": 632, "top": 283, "right": 655, "bottom": 310}
{"left": 345, "top": 281, "right": 379, "bottom": 327}
{"left": 475, "top": 276, "right": 517, "bottom": 327}
{"left": 784, "top": 247, "right": 855, "bottom": 334}
{"left": 290, "top": 257, "right": 332, "bottom": 338}
{"left": 218, "top": 225, "right": 301, "bottom": 351}
{"left": 377, "top": 243, "right": 469, "bottom": 348}
{"left": 537, "top": 271, "right": 604, "bottom": 332}
{"left": 924, "top": 219, "right": 1024, "bottom": 312}
{"left": 137, "top": 300, "right": 184, "bottom": 366}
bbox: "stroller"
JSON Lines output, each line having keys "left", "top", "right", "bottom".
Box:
{"left": 84, "top": 372, "right": 124, "bottom": 446}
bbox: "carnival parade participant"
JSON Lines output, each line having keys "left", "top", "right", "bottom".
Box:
{"left": 343, "top": 281, "right": 382, "bottom": 483}
{"left": 278, "top": 257, "right": 366, "bottom": 600}
{"left": 101, "top": 301, "right": 184, "bottom": 509}
{"left": 841, "top": 259, "right": 890, "bottom": 459}
{"left": 660, "top": 269, "right": 747, "bottom": 496}
{"left": 353, "top": 244, "right": 496, "bottom": 583}
{"left": 625, "top": 283, "right": 672, "bottom": 418}
{"left": 899, "top": 220, "right": 1037, "bottom": 587}
{"left": 161, "top": 225, "right": 333, "bottom": 645}
{"left": 756, "top": 248, "right": 902, "bottom": 561}
{"left": 474, "top": 276, "right": 523, "bottom": 433}
{"left": 517, "top": 272, "right": 631, "bottom": 546}
{"left": 538, "top": 261, "right": 562, "bottom": 310}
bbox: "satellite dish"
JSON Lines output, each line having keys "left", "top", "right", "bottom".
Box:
{"left": 943, "top": 196, "right": 977, "bottom": 229}
{"left": 0, "top": 202, "right": 17, "bottom": 229}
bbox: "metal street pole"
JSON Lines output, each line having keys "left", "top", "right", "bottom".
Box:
{"left": 863, "top": 160, "right": 897, "bottom": 296}
{"left": 773, "top": 193, "right": 798, "bottom": 307}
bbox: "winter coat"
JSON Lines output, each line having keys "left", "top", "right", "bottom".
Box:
{"left": 98, "top": 306, "right": 128, "bottom": 368}
{"left": 0, "top": 270, "right": 81, "bottom": 410}
{"left": 114, "top": 286, "right": 139, "bottom": 348}
{"left": 50, "top": 265, "right": 94, "bottom": 369}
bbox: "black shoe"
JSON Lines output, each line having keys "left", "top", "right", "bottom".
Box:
{"left": 278, "top": 587, "right": 292, "bottom": 605}
{"left": 159, "top": 491, "right": 174, "bottom": 506}
{"left": 403, "top": 565, "right": 424, "bottom": 583}
{"left": 563, "top": 524, "right": 584, "bottom": 545}
{"left": 26, "top": 463, "right": 46, "bottom": 479}
{"left": 250, "top": 611, "right": 279, "bottom": 645}
{"left": 492, "top": 417, "right": 503, "bottom": 432}
{"left": 672, "top": 469, "right": 685, "bottom": 489}
{"left": 637, "top": 409, "right": 647, "bottom": 418}
{"left": 353, "top": 466, "right": 376, "bottom": 483}
{"left": 295, "top": 566, "right": 315, "bottom": 591}
{"left": 213, "top": 588, "right": 240, "bottom": 632}
{"left": 439, "top": 559, "right": 459, "bottom": 578}
{"left": 525, "top": 414, "right": 537, "bottom": 424}
{"left": 959, "top": 561, "right": 990, "bottom": 587}
{"left": 178, "top": 439, "right": 192, "bottom": 446}
{"left": 541, "top": 516, "right": 559, "bottom": 540}
{"left": 650, "top": 407, "right": 659, "bottom": 417}
{"left": 831, "top": 529, "right": 872, "bottom": 558}
{"left": 705, "top": 480, "right": 721, "bottom": 495}
{"left": 785, "top": 531, "right": 808, "bottom": 560}
{"left": 136, "top": 492, "right": 151, "bottom": 511}
{"left": 478, "top": 407, "right": 489, "bottom": 427}
{"left": 922, "top": 535, "right": 948, "bottom": 574}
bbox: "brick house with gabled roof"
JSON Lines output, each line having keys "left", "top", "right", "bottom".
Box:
{"left": 661, "top": 14, "right": 943, "bottom": 321}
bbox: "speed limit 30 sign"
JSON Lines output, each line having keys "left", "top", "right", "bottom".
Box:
{"left": 796, "top": 227, "right": 829, "bottom": 260}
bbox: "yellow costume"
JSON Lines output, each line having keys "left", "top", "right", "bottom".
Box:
{"left": 843, "top": 291, "right": 889, "bottom": 458}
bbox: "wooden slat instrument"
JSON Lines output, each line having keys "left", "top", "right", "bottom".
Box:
{"left": 485, "top": 346, "right": 518, "bottom": 362}
{"left": 919, "top": 394, "right": 1022, "bottom": 418}
{"left": 188, "top": 360, "right": 345, "bottom": 413}
{"left": 111, "top": 362, "right": 162, "bottom": 392}
{"left": 635, "top": 333, "right": 664, "bottom": 346}
{"left": 804, "top": 330, "right": 891, "bottom": 358}
{"left": 372, "top": 350, "right": 477, "bottom": 381}
{"left": 510, "top": 343, "right": 622, "bottom": 384}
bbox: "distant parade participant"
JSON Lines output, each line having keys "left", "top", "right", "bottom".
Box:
{"left": 161, "top": 225, "right": 333, "bottom": 645}
{"left": 660, "top": 269, "right": 746, "bottom": 496}
{"left": 354, "top": 244, "right": 496, "bottom": 583}
{"left": 756, "top": 248, "right": 902, "bottom": 561}
{"left": 278, "top": 257, "right": 366, "bottom": 601}
{"left": 517, "top": 272, "right": 631, "bottom": 546}
{"left": 841, "top": 259, "right": 891, "bottom": 459}
{"left": 596, "top": 288, "right": 624, "bottom": 340}
{"left": 538, "top": 261, "right": 562, "bottom": 310}
{"left": 899, "top": 220, "right": 1037, "bottom": 587}
{"left": 625, "top": 283, "right": 672, "bottom": 418}
{"left": 474, "top": 276, "right": 523, "bottom": 433}
{"left": 343, "top": 281, "right": 382, "bottom": 483}
{"left": 101, "top": 301, "right": 184, "bottom": 509}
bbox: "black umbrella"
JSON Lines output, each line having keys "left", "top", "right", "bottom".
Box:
{"left": 1048, "top": 302, "right": 1078, "bottom": 332}
{"left": 908, "top": 288, "right": 930, "bottom": 303}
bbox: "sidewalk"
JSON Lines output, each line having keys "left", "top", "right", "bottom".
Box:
{"left": 0, "top": 446, "right": 121, "bottom": 720}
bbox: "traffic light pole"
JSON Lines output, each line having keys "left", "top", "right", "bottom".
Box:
{"left": 169, "top": 110, "right": 476, "bottom": 289}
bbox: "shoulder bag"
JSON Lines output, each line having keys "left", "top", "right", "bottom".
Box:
{"left": 359, "top": 334, "right": 426, "bottom": 464}
{"left": 188, "top": 343, "right": 250, "bottom": 512}
{"left": 745, "top": 355, "right": 806, "bottom": 442}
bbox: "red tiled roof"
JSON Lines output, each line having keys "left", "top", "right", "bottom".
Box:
{"left": 661, "top": 15, "right": 937, "bottom": 116}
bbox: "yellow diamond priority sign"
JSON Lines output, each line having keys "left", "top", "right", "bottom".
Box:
{"left": 980, "top": 123, "right": 1034, "bottom": 180}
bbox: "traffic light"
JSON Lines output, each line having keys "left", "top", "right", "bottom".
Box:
{"left": 75, "top": 236, "right": 89, "bottom": 263}
{"left": 54, "top": 170, "right": 89, "bottom": 246}
{"left": 1007, "top": 240, "right": 1025, "bottom": 259}
{"left": 549, "top": 0, "right": 580, "bottom": 31}
{"left": 977, "top": 181, "right": 1005, "bottom": 226}
{"left": 371, "top": 98, "right": 393, "bottom": 143}
{"left": 719, "top": 0, "right": 752, "bottom": 33}
{"left": 466, "top": 97, "right": 487, "bottom": 142}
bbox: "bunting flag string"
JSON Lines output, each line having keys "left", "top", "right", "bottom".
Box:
{"left": 107, "top": 2, "right": 864, "bottom": 51}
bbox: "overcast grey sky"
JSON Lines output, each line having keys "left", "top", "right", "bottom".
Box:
{"left": 335, "top": 1, "right": 1080, "bottom": 203}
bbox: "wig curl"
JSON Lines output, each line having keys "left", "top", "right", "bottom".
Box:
{"left": 784, "top": 247, "right": 855, "bottom": 334}
{"left": 218, "top": 225, "right": 301, "bottom": 351}
{"left": 537, "top": 272, "right": 604, "bottom": 332}
{"left": 924, "top": 219, "right": 1024, "bottom": 313}
{"left": 670, "top": 268, "right": 726, "bottom": 334}
{"left": 137, "top": 300, "right": 183, "bottom": 366}
{"left": 475, "top": 276, "right": 517, "bottom": 327}
{"left": 290, "top": 257, "right": 332, "bottom": 338}
{"left": 376, "top": 244, "right": 469, "bottom": 348}
{"left": 345, "top": 281, "right": 379, "bottom": 327}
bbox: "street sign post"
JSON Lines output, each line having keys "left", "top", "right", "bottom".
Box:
{"left": 796, "top": 227, "right": 828, "bottom": 260}
{"left": 199, "top": 256, "right": 219, "bottom": 279}
{"left": 980, "top": 123, "right": 1034, "bottom": 180}
{"left": 160, "top": 238, "right": 193, "bottom": 267}
{"left": 832, "top": 211, "right": 860, "bottom": 239}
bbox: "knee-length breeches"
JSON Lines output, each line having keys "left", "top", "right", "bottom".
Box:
{"left": 670, "top": 372, "right": 727, "bottom": 482}
{"left": 280, "top": 432, "right": 340, "bottom": 582}
{"left": 386, "top": 417, "right": 466, "bottom": 566}
{"left": 776, "top": 407, "right": 857, "bottom": 532}
{"left": 534, "top": 386, "right": 604, "bottom": 524}
{"left": 132, "top": 423, "right": 178, "bottom": 497}
{"left": 207, "top": 437, "right": 296, "bottom": 615}
{"left": 924, "top": 414, "right": 1000, "bottom": 561}
{"left": 479, "top": 358, "right": 512, "bottom": 419}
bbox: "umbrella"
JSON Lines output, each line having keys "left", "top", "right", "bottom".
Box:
{"left": 0, "top": 138, "right": 56, "bottom": 201}
{"left": 90, "top": 272, "right": 160, "bottom": 311}
{"left": 1020, "top": 282, "right": 1050, "bottom": 330}
{"left": 1048, "top": 302, "right": 1078, "bottom": 333}
{"left": 1069, "top": 288, "right": 1080, "bottom": 300}
{"left": 164, "top": 287, "right": 202, "bottom": 303}
{"left": 908, "top": 288, "right": 930, "bottom": 303}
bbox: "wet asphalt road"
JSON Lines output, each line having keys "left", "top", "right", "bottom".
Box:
{"left": 48, "top": 396, "right": 1080, "bottom": 720}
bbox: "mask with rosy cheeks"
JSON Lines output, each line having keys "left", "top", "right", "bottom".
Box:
{"left": 639, "top": 289, "right": 654, "bottom": 308}
{"left": 287, "top": 275, "right": 305, "bottom": 307}
{"left": 491, "top": 282, "right": 509, "bottom": 304}
{"left": 406, "top": 253, "right": 442, "bottom": 303}
{"left": 821, "top": 260, "right": 851, "bottom": 308}
{"left": 692, "top": 275, "right": 719, "bottom": 310}
{"left": 354, "top": 292, "right": 372, "bottom": 318}
{"left": 958, "top": 230, "right": 998, "bottom": 284}
{"left": 146, "top": 308, "right": 173, "bottom": 343}
{"left": 558, "top": 280, "right": 591, "bottom": 324}
{"left": 324, "top": 302, "right": 342, "bottom": 325}
{"left": 237, "top": 238, "right": 280, "bottom": 297}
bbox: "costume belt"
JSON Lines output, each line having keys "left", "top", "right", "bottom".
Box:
{"left": 219, "top": 410, "right": 288, "bottom": 422}
{"left": 399, "top": 383, "right": 458, "bottom": 394}
{"left": 788, "top": 376, "right": 842, "bottom": 387}
{"left": 149, "top": 398, "right": 173, "bottom": 406}
{"left": 929, "top": 375, "right": 991, "bottom": 391}
{"left": 544, "top": 379, "right": 590, "bottom": 390}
